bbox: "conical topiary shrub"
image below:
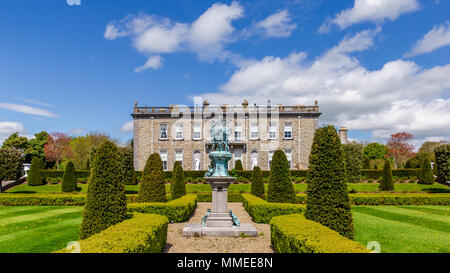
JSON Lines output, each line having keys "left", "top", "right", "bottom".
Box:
{"left": 379, "top": 159, "right": 394, "bottom": 191}
{"left": 138, "top": 153, "right": 166, "bottom": 203}
{"left": 28, "top": 157, "right": 45, "bottom": 186}
{"left": 267, "top": 150, "right": 296, "bottom": 203}
{"left": 251, "top": 166, "right": 265, "bottom": 199}
{"left": 305, "top": 125, "right": 354, "bottom": 239}
{"left": 363, "top": 158, "right": 371, "bottom": 169}
{"left": 418, "top": 158, "right": 434, "bottom": 185}
{"left": 79, "top": 140, "right": 127, "bottom": 239}
{"left": 62, "top": 161, "right": 77, "bottom": 192}
{"left": 234, "top": 160, "right": 243, "bottom": 171}
{"left": 171, "top": 161, "right": 186, "bottom": 199}
{"left": 120, "top": 147, "right": 137, "bottom": 185}
{"left": 434, "top": 144, "right": 449, "bottom": 184}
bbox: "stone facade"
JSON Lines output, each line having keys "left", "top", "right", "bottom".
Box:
{"left": 132, "top": 102, "right": 321, "bottom": 171}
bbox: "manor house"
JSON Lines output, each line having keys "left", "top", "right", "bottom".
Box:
{"left": 131, "top": 99, "right": 334, "bottom": 171}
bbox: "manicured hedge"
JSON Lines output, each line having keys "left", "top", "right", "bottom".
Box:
{"left": 0, "top": 194, "right": 87, "bottom": 206}
{"left": 57, "top": 213, "right": 168, "bottom": 253}
{"left": 242, "top": 194, "right": 305, "bottom": 224}
{"left": 270, "top": 214, "right": 369, "bottom": 253}
{"left": 361, "top": 169, "right": 419, "bottom": 179}
{"left": 41, "top": 170, "right": 91, "bottom": 179}
{"left": 296, "top": 193, "right": 450, "bottom": 205}
{"left": 128, "top": 194, "right": 197, "bottom": 222}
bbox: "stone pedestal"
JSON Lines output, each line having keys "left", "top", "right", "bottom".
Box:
{"left": 182, "top": 176, "right": 258, "bottom": 237}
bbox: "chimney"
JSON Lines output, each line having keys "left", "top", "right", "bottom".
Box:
{"left": 339, "top": 126, "right": 348, "bottom": 144}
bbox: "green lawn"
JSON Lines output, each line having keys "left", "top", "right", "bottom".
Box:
{"left": 5, "top": 182, "right": 449, "bottom": 194}
{"left": 0, "top": 205, "right": 448, "bottom": 253}
{"left": 353, "top": 206, "right": 450, "bottom": 253}
{"left": 0, "top": 206, "right": 83, "bottom": 253}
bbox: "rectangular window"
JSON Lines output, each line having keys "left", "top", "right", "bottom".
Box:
{"left": 269, "top": 122, "right": 277, "bottom": 140}
{"left": 285, "top": 149, "right": 292, "bottom": 169}
{"left": 175, "top": 123, "right": 183, "bottom": 140}
{"left": 159, "top": 123, "right": 168, "bottom": 139}
{"left": 284, "top": 123, "right": 292, "bottom": 139}
{"left": 250, "top": 123, "right": 259, "bottom": 140}
{"left": 268, "top": 150, "right": 274, "bottom": 169}
{"left": 175, "top": 150, "right": 183, "bottom": 167}
{"left": 160, "top": 150, "right": 168, "bottom": 171}
{"left": 193, "top": 123, "right": 202, "bottom": 140}
{"left": 234, "top": 124, "right": 242, "bottom": 142}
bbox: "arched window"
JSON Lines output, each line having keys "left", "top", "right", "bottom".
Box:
{"left": 250, "top": 150, "right": 258, "bottom": 170}
{"left": 193, "top": 151, "right": 201, "bottom": 170}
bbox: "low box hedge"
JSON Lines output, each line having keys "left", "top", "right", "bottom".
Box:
{"left": 57, "top": 213, "right": 168, "bottom": 253}
{"left": 361, "top": 169, "right": 419, "bottom": 179}
{"left": 196, "top": 193, "right": 244, "bottom": 202}
{"left": 296, "top": 193, "right": 450, "bottom": 205}
{"left": 270, "top": 214, "right": 369, "bottom": 253}
{"left": 128, "top": 194, "right": 197, "bottom": 222}
{"left": 0, "top": 194, "right": 87, "bottom": 206}
{"left": 242, "top": 194, "right": 305, "bottom": 224}
{"left": 41, "top": 170, "right": 91, "bottom": 179}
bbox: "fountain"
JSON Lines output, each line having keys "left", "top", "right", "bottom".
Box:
{"left": 182, "top": 117, "right": 258, "bottom": 237}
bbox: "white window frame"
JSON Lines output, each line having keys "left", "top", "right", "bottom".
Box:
{"left": 285, "top": 149, "right": 292, "bottom": 169}
{"left": 268, "top": 150, "right": 274, "bottom": 169}
{"left": 234, "top": 149, "right": 242, "bottom": 168}
{"left": 175, "top": 149, "right": 183, "bottom": 167}
{"left": 159, "top": 123, "right": 168, "bottom": 140}
{"left": 250, "top": 123, "right": 259, "bottom": 140}
{"left": 234, "top": 124, "right": 242, "bottom": 142}
{"left": 284, "top": 123, "right": 293, "bottom": 139}
{"left": 193, "top": 123, "right": 202, "bottom": 140}
{"left": 269, "top": 122, "right": 277, "bottom": 140}
{"left": 160, "top": 150, "right": 168, "bottom": 171}
{"left": 175, "top": 123, "right": 183, "bottom": 140}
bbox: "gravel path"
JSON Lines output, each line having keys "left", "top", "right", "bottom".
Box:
{"left": 165, "top": 202, "right": 273, "bottom": 253}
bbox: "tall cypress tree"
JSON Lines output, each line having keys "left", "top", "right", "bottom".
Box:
{"left": 267, "top": 150, "right": 296, "bottom": 203}
{"left": 79, "top": 141, "right": 127, "bottom": 239}
{"left": 418, "top": 158, "right": 434, "bottom": 185}
{"left": 28, "top": 157, "right": 45, "bottom": 186}
{"left": 379, "top": 159, "right": 394, "bottom": 191}
{"left": 251, "top": 166, "right": 265, "bottom": 199}
{"left": 138, "top": 153, "right": 167, "bottom": 202}
{"left": 171, "top": 161, "right": 186, "bottom": 199}
{"left": 62, "top": 161, "right": 77, "bottom": 192}
{"left": 234, "top": 160, "right": 243, "bottom": 171}
{"left": 305, "top": 125, "right": 354, "bottom": 239}
{"left": 119, "top": 147, "right": 137, "bottom": 185}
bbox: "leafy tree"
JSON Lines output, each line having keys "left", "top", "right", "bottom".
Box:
{"left": 68, "top": 133, "right": 110, "bottom": 170}
{"left": 363, "top": 158, "right": 371, "bottom": 169}
{"left": 24, "top": 131, "right": 48, "bottom": 162}
{"left": 44, "top": 132, "right": 72, "bottom": 169}
{"left": 119, "top": 147, "right": 137, "bottom": 185}
{"left": 234, "top": 160, "right": 243, "bottom": 171}
{"left": 62, "top": 161, "right": 77, "bottom": 192}
{"left": 342, "top": 143, "right": 363, "bottom": 183}
{"left": 1, "top": 132, "right": 28, "bottom": 151}
{"left": 137, "top": 153, "right": 166, "bottom": 202}
{"left": 79, "top": 140, "right": 127, "bottom": 239}
{"left": 387, "top": 132, "right": 415, "bottom": 168}
{"left": 0, "top": 148, "right": 24, "bottom": 181}
{"left": 171, "top": 161, "right": 186, "bottom": 199}
{"left": 267, "top": 150, "right": 296, "bottom": 203}
{"left": 250, "top": 166, "right": 265, "bottom": 199}
{"left": 363, "top": 143, "right": 388, "bottom": 160}
{"left": 28, "top": 157, "right": 45, "bottom": 186}
{"left": 379, "top": 159, "right": 394, "bottom": 191}
{"left": 434, "top": 144, "right": 450, "bottom": 184}
{"left": 404, "top": 160, "right": 413, "bottom": 168}
{"left": 306, "top": 125, "right": 353, "bottom": 239}
{"left": 418, "top": 158, "right": 434, "bottom": 185}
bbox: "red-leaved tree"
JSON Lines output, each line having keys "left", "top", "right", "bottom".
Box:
{"left": 386, "top": 132, "right": 415, "bottom": 168}
{"left": 44, "top": 132, "right": 72, "bottom": 169}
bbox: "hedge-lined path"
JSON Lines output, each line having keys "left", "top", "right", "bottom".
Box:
{"left": 165, "top": 202, "right": 273, "bottom": 253}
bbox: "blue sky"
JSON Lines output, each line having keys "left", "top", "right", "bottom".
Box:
{"left": 0, "top": 0, "right": 449, "bottom": 148}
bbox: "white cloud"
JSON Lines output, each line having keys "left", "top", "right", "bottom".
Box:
{"left": 320, "top": 0, "right": 419, "bottom": 32}
{"left": 405, "top": 21, "right": 450, "bottom": 57}
{"left": 105, "top": 2, "right": 245, "bottom": 69}
{"left": 0, "top": 102, "right": 58, "bottom": 117}
{"left": 0, "top": 121, "right": 25, "bottom": 145}
{"left": 134, "top": 55, "right": 164, "bottom": 73}
{"left": 200, "top": 29, "right": 450, "bottom": 145}
{"left": 254, "top": 10, "right": 297, "bottom": 38}
{"left": 121, "top": 121, "right": 133, "bottom": 133}
{"left": 66, "top": 0, "right": 80, "bottom": 6}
